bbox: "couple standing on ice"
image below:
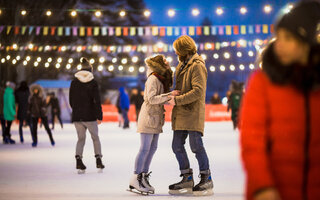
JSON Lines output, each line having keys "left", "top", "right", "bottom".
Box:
{"left": 129, "top": 35, "right": 213, "bottom": 196}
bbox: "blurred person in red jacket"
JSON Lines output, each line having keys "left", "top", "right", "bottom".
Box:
{"left": 240, "top": 1, "right": 320, "bottom": 200}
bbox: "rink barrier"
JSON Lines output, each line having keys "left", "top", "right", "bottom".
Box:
{"left": 102, "top": 104, "right": 231, "bottom": 122}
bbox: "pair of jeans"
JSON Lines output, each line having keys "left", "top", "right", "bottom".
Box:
{"left": 74, "top": 121, "right": 102, "bottom": 157}
{"left": 134, "top": 133, "right": 159, "bottom": 174}
{"left": 31, "top": 117, "right": 54, "bottom": 144}
{"left": 172, "top": 130, "right": 210, "bottom": 174}
{"left": 19, "top": 117, "right": 33, "bottom": 142}
{"left": 121, "top": 109, "right": 129, "bottom": 128}
{"left": 4, "top": 120, "right": 13, "bottom": 140}
{"left": 51, "top": 112, "right": 63, "bottom": 129}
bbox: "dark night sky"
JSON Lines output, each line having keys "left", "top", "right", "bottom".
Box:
{"left": 144, "top": 0, "right": 297, "bottom": 26}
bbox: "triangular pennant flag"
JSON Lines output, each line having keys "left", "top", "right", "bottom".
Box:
{"left": 14, "top": 26, "right": 20, "bottom": 35}
{"left": 57, "top": 27, "right": 63, "bottom": 36}
{"left": 36, "top": 26, "right": 41, "bottom": 35}
{"left": 0, "top": 26, "right": 4, "bottom": 34}
{"left": 130, "top": 27, "right": 136, "bottom": 36}
{"left": 218, "top": 26, "right": 224, "bottom": 35}
{"left": 188, "top": 26, "right": 195, "bottom": 36}
{"left": 43, "top": 27, "right": 49, "bottom": 35}
{"left": 115, "top": 27, "right": 121, "bottom": 36}
{"left": 123, "top": 27, "right": 128, "bottom": 36}
{"left": 174, "top": 27, "right": 180, "bottom": 36}
{"left": 248, "top": 25, "right": 254, "bottom": 34}
{"left": 29, "top": 26, "right": 35, "bottom": 35}
{"left": 101, "top": 27, "right": 107, "bottom": 36}
{"left": 21, "top": 26, "right": 27, "bottom": 35}
{"left": 94, "top": 27, "right": 100, "bottom": 36}
{"left": 204, "top": 26, "right": 209, "bottom": 35}
{"left": 270, "top": 24, "right": 274, "bottom": 34}
{"left": 160, "top": 27, "right": 165, "bottom": 36}
{"left": 73, "top": 27, "right": 78, "bottom": 36}
{"left": 145, "top": 27, "right": 151, "bottom": 36}
{"left": 65, "top": 27, "right": 71, "bottom": 36}
{"left": 262, "top": 24, "right": 268, "bottom": 34}
{"left": 87, "top": 27, "right": 92, "bottom": 36}
{"left": 108, "top": 27, "right": 114, "bottom": 36}
{"left": 50, "top": 27, "right": 56, "bottom": 35}
{"left": 181, "top": 27, "right": 187, "bottom": 35}
{"left": 196, "top": 26, "right": 202, "bottom": 35}
{"left": 80, "top": 27, "right": 85, "bottom": 36}
{"left": 255, "top": 25, "right": 261, "bottom": 34}
{"left": 167, "top": 27, "right": 173, "bottom": 36}
{"left": 233, "top": 26, "right": 239, "bottom": 35}
{"left": 152, "top": 26, "right": 158, "bottom": 36}
{"left": 138, "top": 27, "right": 144, "bottom": 36}
{"left": 226, "top": 26, "right": 232, "bottom": 35}
{"left": 240, "top": 25, "right": 246, "bottom": 34}
{"left": 7, "top": 26, "right": 12, "bottom": 35}
{"left": 211, "top": 26, "right": 217, "bottom": 35}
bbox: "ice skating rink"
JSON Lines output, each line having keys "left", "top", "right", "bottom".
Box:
{"left": 0, "top": 122, "right": 245, "bottom": 200}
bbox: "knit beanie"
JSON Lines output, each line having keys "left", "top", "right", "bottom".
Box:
{"left": 79, "top": 57, "right": 93, "bottom": 72}
{"left": 276, "top": 1, "right": 320, "bottom": 45}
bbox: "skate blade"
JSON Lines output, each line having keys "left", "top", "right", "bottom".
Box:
{"left": 77, "top": 169, "right": 85, "bottom": 174}
{"left": 127, "top": 187, "right": 150, "bottom": 196}
{"left": 193, "top": 189, "right": 214, "bottom": 196}
{"left": 169, "top": 188, "right": 193, "bottom": 195}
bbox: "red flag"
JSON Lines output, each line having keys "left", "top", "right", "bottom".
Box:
{"left": 160, "top": 27, "right": 166, "bottom": 36}
{"left": 123, "top": 27, "right": 129, "bottom": 36}
{"left": 14, "top": 26, "right": 20, "bottom": 35}
{"left": 51, "top": 27, "right": 56, "bottom": 35}
{"left": 196, "top": 27, "right": 202, "bottom": 35}
{"left": 87, "top": 27, "right": 92, "bottom": 36}
{"left": 233, "top": 26, "right": 239, "bottom": 35}
{"left": 270, "top": 24, "right": 274, "bottom": 34}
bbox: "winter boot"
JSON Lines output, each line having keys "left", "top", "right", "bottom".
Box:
{"left": 129, "top": 173, "right": 150, "bottom": 194}
{"left": 142, "top": 172, "right": 155, "bottom": 194}
{"left": 75, "top": 155, "right": 86, "bottom": 174}
{"left": 193, "top": 171, "right": 214, "bottom": 196}
{"left": 95, "top": 155, "right": 105, "bottom": 170}
{"left": 169, "top": 169, "right": 194, "bottom": 195}
{"left": 8, "top": 137, "right": 15, "bottom": 144}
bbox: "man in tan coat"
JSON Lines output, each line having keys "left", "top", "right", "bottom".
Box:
{"left": 168, "top": 35, "right": 213, "bottom": 196}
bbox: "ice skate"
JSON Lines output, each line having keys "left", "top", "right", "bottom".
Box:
{"left": 75, "top": 155, "right": 86, "bottom": 174}
{"left": 95, "top": 155, "right": 105, "bottom": 173}
{"left": 142, "top": 172, "right": 155, "bottom": 194}
{"left": 127, "top": 173, "right": 151, "bottom": 195}
{"left": 169, "top": 171, "right": 194, "bottom": 195}
{"left": 193, "top": 173, "right": 214, "bottom": 196}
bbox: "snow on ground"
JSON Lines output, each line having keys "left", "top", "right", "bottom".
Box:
{"left": 0, "top": 122, "right": 245, "bottom": 200}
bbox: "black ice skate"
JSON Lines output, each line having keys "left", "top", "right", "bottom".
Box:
{"left": 169, "top": 171, "right": 194, "bottom": 195}
{"left": 193, "top": 173, "right": 214, "bottom": 196}
{"left": 95, "top": 155, "right": 105, "bottom": 173}
{"left": 127, "top": 173, "right": 151, "bottom": 195}
{"left": 75, "top": 155, "right": 86, "bottom": 174}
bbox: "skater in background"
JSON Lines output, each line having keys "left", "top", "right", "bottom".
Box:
{"left": 227, "top": 80, "right": 244, "bottom": 130}
{"left": 28, "top": 84, "right": 55, "bottom": 147}
{"left": 69, "top": 57, "right": 104, "bottom": 173}
{"left": 118, "top": 87, "right": 130, "bottom": 129}
{"left": 15, "top": 81, "right": 32, "bottom": 143}
{"left": 210, "top": 92, "right": 221, "bottom": 104}
{"left": 0, "top": 83, "right": 6, "bottom": 143}
{"left": 240, "top": 2, "right": 320, "bottom": 200}
{"left": 3, "top": 81, "right": 16, "bottom": 144}
{"left": 129, "top": 54, "right": 175, "bottom": 194}
{"left": 48, "top": 92, "right": 63, "bottom": 130}
{"left": 167, "top": 35, "right": 213, "bottom": 196}
{"left": 130, "top": 88, "right": 144, "bottom": 121}
{"left": 116, "top": 93, "right": 123, "bottom": 127}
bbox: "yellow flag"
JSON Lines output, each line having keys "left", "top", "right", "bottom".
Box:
{"left": 80, "top": 27, "right": 85, "bottom": 36}
{"left": 152, "top": 26, "right": 158, "bottom": 36}
{"left": 43, "top": 27, "right": 49, "bottom": 35}
{"left": 226, "top": 26, "right": 232, "bottom": 35}
{"left": 188, "top": 26, "right": 195, "bottom": 36}
{"left": 262, "top": 24, "right": 268, "bottom": 34}
{"left": 116, "top": 27, "right": 121, "bottom": 36}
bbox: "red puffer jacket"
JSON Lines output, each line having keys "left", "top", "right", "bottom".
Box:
{"left": 240, "top": 44, "right": 320, "bottom": 200}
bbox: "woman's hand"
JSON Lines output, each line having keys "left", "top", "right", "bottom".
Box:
{"left": 254, "top": 188, "right": 281, "bottom": 200}
{"left": 168, "top": 96, "right": 176, "bottom": 105}
{"left": 171, "top": 90, "right": 180, "bottom": 96}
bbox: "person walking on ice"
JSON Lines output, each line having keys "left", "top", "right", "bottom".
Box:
{"left": 128, "top": 54, "right": 179, "bottom": 195}
{"left": 69, "top": 57, "right": 104, "bottom": 174}
{"left": 167, "top": 35, "right": 213, "bottom": 196}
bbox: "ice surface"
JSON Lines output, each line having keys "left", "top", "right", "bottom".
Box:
{"left": 0, "top": 122, "right": 245, "bottom": 200}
